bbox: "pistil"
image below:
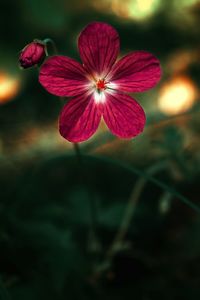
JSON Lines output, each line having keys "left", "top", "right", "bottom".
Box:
{"left": 96, "top": 79, "right": 106, "bottom": 91}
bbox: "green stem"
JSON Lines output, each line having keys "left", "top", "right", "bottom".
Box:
{"left": 57, "top": 88, "right": 97, "bottom": 236}
{"left": 73, "top": 144, "right": 99, "bottom": 254}
{"left": 73, "top": 143, "right": 82, "bottom": 164}
{"left": 89, "top": 155, "right": 200, "bottom": 213}
{"left": 106, "top": 162, "right": 167, "bottom": 259}
{"left": 91, "top": 156, "right": 199, "bottom": 276}
{"left": 43, "top": 38, "right": 58, "bottom": 55}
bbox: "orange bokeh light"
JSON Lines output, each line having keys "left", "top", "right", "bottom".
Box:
{"left": 158, "top": 76, "right": 198, "bottom": 116}
{"left": 0, "top": 72, "right": 21, "bottom": 104}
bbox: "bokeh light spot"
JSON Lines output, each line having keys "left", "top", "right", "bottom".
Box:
{"left": 128, "top": 0, "right": 160, "bottom": 20}
{"left": 0, "top": 72, "right": 21, "bottom": 104}
{"left": 92, "top": 0, "right": 160, "bottom": 21}
{"left": 158, "top": 76, "right": 197, "bottom": 116}
{"left": 174, "top": 0, "right": 199, "bottom": 9}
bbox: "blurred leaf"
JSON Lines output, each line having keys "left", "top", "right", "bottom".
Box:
{"left": 67, "top": 186, "right": 92, "bottom": 227}
{"left": 162, "top": 126, "right": 184, "bottom": 152}
{"left": 98, "top": 203, "right": 125, "bottom": 229}
{"left": 0, "top": 279, "right": 10, "bottom": 300}
{"left": 20, "top": 0, "right": 68, "bottom": 31}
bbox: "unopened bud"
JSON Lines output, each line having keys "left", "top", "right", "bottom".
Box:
{"left": 19, "top": 40, "right": 46, "bottom": 69}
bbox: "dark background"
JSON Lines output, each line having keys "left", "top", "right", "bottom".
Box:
{"left": 0, "top": 0, "right": 200, "bottom": 299}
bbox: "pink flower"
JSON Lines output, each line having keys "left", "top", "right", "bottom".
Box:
{"left": 39, "top": 22, "right": 161, "bottom": 142}
{"left": 19, "top": 41, "right": 46, "bottom": 69}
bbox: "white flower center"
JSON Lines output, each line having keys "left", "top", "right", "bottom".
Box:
{"left": 94, "top": 90, "right": 106, "bottom": 104}
{"left": 87, "top": 76, "right": 118, "bottom": 104}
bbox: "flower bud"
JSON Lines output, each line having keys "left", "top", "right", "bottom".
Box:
{"left": 19, "top": 40, "right": 46, "bottom": 69}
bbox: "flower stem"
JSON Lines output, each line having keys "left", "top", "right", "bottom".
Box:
{"left": 92, "top": 161, "right": 169, "bottom": 277}
{"left": 43, "top": 38, "right": 58, "bottom": 55}
{"left": 73, "top": 143, "right": 98, "bottom": 252}
{"left": 58, "top": 93, "right": 96, "bottom": 237}
{"left": 106, "top": 161, "right": 168, "bottom": 260}
{"left": 73, "top": 142, "right": 82, "bottom": 164}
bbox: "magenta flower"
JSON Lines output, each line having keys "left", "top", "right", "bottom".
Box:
{"left": 39, "top": 22, "right": 161, "bottom": 142}
{"left": 19, "top": 40, "right": 46, "bottom": 69}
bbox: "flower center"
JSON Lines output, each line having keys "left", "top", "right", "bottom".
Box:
{"left": 96, "top": 79, "right": 106, "bottom": 91}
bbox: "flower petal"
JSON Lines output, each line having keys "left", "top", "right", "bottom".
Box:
{"left": 78, "top": 22, "right": 120, "bottom": 77}
{"left": 109, "top": 51, "right": 161, "bottom": 93}
{"left": 103, "top": 91, "right": 146, "bottom": 138}
{"left": 39, "top": 56, "right": 89, "bottom": 97}
{"left": 59, "top": 93, "right": 102, "bottom": 142}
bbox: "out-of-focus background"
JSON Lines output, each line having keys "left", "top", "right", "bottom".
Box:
{"left": 1, "top": 0, "right": 200, "bottom": 299}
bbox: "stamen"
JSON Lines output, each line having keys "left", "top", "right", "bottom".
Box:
{"left": 96, "top": 79, "right": 106, "bottom": 91}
